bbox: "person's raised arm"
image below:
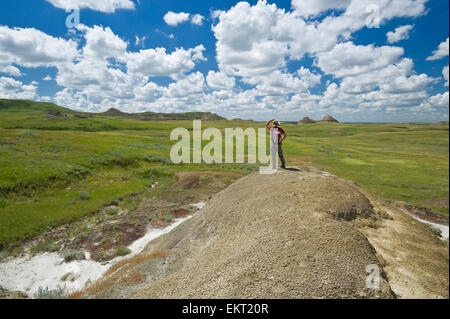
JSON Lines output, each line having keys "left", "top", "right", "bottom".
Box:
{"left": 281, "top": 130, "right": 287, "bottom": 142}
{"left": 265, "top": 119, "right": 275, "bottom": 130}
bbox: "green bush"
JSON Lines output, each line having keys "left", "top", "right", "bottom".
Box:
{"left": 141, "top": 167, "right": 174, "bottom": 179}
{"left": 106, "top": 207, "right": 119, "bottom": 216}
{"left": 33, "top": 285, "right": 67, "bottom": 299}
{"left": 61, "top": 249, "right": 85, "bottom": 262}
{"left": 20, "top": 131, "right": 40, "bottom": 137}
{"left": 60, "top": 272, "right": 75, "bottom": 282}
{"left": 114, "top": 246, "right": 131, "bottom": 257}
{"left": 143, "top": 154, "right": 171, "bottom": 164}
{"left": 30, "top": 240, "right": 60, "bottom": 254}
{"left": 78, "top": 191, "right": 91, "bottom": 200}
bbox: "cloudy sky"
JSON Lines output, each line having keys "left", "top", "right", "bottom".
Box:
{"left": 0, "top": 0, "right": 448, "bottom": 122}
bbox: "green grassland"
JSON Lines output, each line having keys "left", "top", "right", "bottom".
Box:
{"left": 0, "top": 99, "right": 448, "bottom": 251}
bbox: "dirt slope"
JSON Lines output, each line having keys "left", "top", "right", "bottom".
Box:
{"left": 81, "top": 167, "right": 448, "bottom": 299}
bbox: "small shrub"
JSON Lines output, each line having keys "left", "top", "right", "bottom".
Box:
{"left": 108, "top": 150, "right": 121, "bottom": 156}
{"left": 120, "top": 196, "right": 140, "bottom": 212}
{"left": 143, "top": 154, "right": 171, "bottom": 164}
{"left": 31, "top": 240, "right": 60, "bottom": 254}
{"left": 78, "top": 191, "right": 91, "bottom": 200}
{"left": 162, "top": 214, "right": 174, "bottom": 222}
{"left": 111, "top": 157, "right": 138, "bottom": 167}
{"left": 234, "top": 163, "right": 260, "bottom": 172}
{"left": 106, "top": 208, "right": 119, "bottom": 216}
{"left": 142, "top": 167, "right": 173, "bottom": 179}
{"left": 128, "top": 141, "right": 150, "bottom": 149}
{"left": 20, "top": 131, "right": 40, "bottom": 137}
{"left": 61, "top": 249, "right": 85, "bottom": 262}
{"left": 61, "top": 272, "right": 75, "bottom": 282}
{"left": 33, "top": 285, "right": 67, "bottom": 299}
{"left": 114, "top": 246, "right": 131, "bottom": 257}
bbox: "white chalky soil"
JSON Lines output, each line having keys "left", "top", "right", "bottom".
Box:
{"left": 0, "top": 203, "right": 201, "bottom": 298}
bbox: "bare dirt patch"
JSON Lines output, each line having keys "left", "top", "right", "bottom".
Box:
{"left": 391, "top": 200, "right": 449, "bottom": 226}
{"left": 168, "top": 171, "right": 243, "bottom": 203}
{"left": 14, "top": 171, "right": 242, "bottom": 263}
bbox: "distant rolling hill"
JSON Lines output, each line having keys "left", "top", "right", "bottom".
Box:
{"left": 101, "top": 107, "right": 225, "bottom": 121}
{"left": 0, "top": 99, "right": 226, "bottom": 131}
{"left": 0, "top": 99, "right": 225, "bottom": 121}
{"left": 0, "top": 99, "right": 76, "bottom": 115}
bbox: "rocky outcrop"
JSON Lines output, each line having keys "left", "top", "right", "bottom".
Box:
{"left": 297, "top": 115, "right": 340, "bottom": 124}
{"left": 319, "top": 115, "right": 339, "bottom": 123}
{"left": 297, "top": 117, "right": 317, "bottom": 124}
{"left": 82, "top": 168, "right": 404, "bottom": 299}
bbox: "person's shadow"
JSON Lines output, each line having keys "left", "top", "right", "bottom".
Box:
{"left": 282, "top": 167, "right": 301, "bottom": 171}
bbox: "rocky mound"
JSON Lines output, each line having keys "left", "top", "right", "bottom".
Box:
{"left": 82, "top": 168, "right": 404, "bottom": 299}
{"left": 297, "top": 117, "right": 317, "bottom": 124}
{"left": 319, "top": 115, "right": 339, "bottom": 123}
{"left": 102, "top": 108, "right": 128, "bottom": 116}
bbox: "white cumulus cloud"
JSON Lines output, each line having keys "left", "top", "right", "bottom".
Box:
{"left": 206, "top": 71, "right": 235, "bottom": 90}
{"left": 124, "top": 45, "right": 206, "bottom": 78}
{"left": 46, "top": 0, "right": 135, "bottom": 13}
{"left": 0, "top": 26, "right": 79, "bottom": 68}
{"left": 0, "top": 64, "right": 22, "bottom": 77}
{"left": 387, "top": 25, "right": 414, "bottom": 43}
{"left": 427, "top": 37, "right": 449, "bottom": 61}
{"left": 191, "top": 14, "right": 205, "bottom": 26}
{"left": 163, "top": 11, "right": 190, "bottom": 26}
{"left": 0, "top": 76, "right": 38, "bottom": 100}
{"left": 315, "top": 42, "right": 404, "bottom": 78}
{"left": 291, "top": 0, "right": 351, "bottom": 17}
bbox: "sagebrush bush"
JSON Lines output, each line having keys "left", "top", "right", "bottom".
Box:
{"left": 114, "top": 246, "right": 131, "bottom": 257}
{"left": 33, "top": 285, "right": 67, "bottom": 299}
{"left": 141, "top": 167, "right": 174, "bottom": 179}
{"left": 30, "top": 240, "right": 60, "bottom": 254}
{"left": 61, "top": 249, "right": 85, "bottom": 262}
{"left": 78, "top": 191, "right": 91, "bottom": 200}
{"left": 143, "top": 154, "right": 171, "bottom": 164}
{"left": 106, "top": 208, "right": 119, "bottom": 216}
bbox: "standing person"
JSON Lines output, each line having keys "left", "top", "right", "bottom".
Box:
{"left": 265, "top": 119, "right": 287, "bottom": 169}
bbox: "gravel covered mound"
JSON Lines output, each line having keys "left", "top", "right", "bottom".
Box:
{"left": 86, "top": 167, "right": 395, "bottom": 299}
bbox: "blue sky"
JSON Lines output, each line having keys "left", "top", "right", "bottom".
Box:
{"left": 0, "top": 0, "right": 448, "bottom": 122}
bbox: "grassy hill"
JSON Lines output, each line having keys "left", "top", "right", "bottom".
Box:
{"left": 0, "top": 99, "right": 225, "bottom": 131}
{"left": 101, "top": 107, "right": 226, "bottom": 121}
{"left": 0, "top": 98, "right": 448, "bottom": 256}
{"left": 0, "top": 99, "right": 76, "bottom": 116}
